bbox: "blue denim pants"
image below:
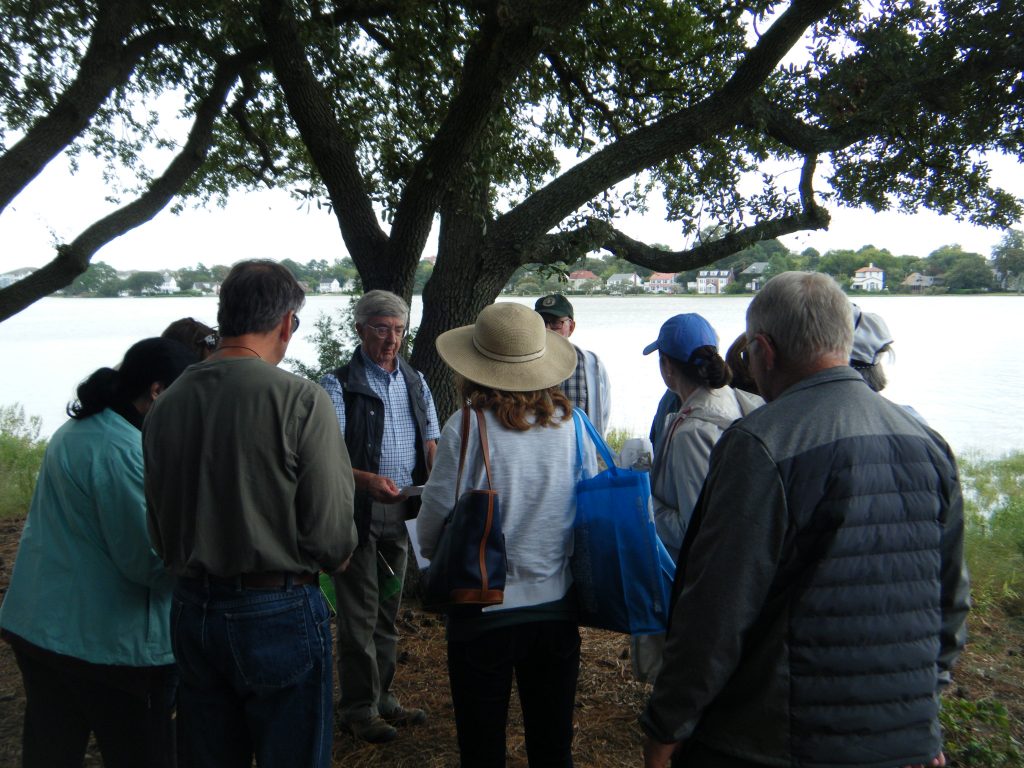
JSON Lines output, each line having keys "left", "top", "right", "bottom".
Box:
{"left": 171, "top": 578, "right": 333, "bottom": 768}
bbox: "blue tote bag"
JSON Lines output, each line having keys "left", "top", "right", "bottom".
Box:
{"left": 571, "top": 408, "right": 675, "bottom": 635}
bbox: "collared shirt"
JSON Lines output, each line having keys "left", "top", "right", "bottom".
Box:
{"left": 321, "top": 349, "right": 440, "bottom": 488}
{"left": 559, "top": 346, "right": 589, "bottom": 416}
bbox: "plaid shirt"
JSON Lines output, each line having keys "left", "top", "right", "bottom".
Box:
{"left": 320, "top": 350, "right": 440, "bottom": 488}
{"left": 560, "top": 346, "right": 590, "bottom": 416}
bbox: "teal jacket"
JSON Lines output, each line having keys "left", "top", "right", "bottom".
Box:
{"left": 0, "top": 408, "right": 174, "bottom": 666}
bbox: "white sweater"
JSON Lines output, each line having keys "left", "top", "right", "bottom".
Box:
{"left": 418, "top": 407, "right": 597, "bottom": 612}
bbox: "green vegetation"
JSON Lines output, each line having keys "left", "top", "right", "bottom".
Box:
{"left": 285, "top": 302, "right": 360, "bottom": 383}
{"left": 505, "top": 231, "right": 1024, "bottom": 297}
{"left": 942, "top": 697, "right": 1022, "bottom": 768}
{"left": 960, "top": 452, "right": 1024, "bottom": 616}
{"left": 0, "top": 405, "right": 46, "bottom": 519}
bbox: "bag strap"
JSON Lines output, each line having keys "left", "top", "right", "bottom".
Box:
{"left": 455, "top": 405, "right": 471, "bottom": 505}
{"left": 572, "top": 407, "right": 618, "bottom": 479}
{"left": 477, "top": 408, "right": 494, "bottom": 490}
{"left": 454, "top": 405, "right": 494, "bottom": 504}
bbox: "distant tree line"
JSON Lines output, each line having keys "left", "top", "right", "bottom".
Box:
{"left": 58, "top": 227, "right": 1024, "bottom": 298}
{"left": 61, "top": 256, "right": 437, "bottom": 297}
{"left": 506, "top": 228, "right": 1024, "bottom": 295}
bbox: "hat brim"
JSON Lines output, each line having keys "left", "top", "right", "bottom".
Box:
{"left": 642, "top": 340, "right": 659, "bottom": 355}
{"left": 436, "top": 325, "right": 578, "bottom": 392}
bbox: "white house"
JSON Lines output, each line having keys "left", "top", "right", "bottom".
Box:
{"left": 607, "top": 272, "right": 643, "bottom": 292}
{"left": 696, "top": 269, "right": 733, "bottom": 294}
{"left": 741, "top": 262, "right": 770, "bottom": 291}
{"left": 318, "top": 278, "right": 342, "bottom": 293}
{"left": 568, "top": 270, "right": 601, "bottom": 291}
{"left": 156, "top": 273, "right": 179, "bottom": 294}
{"left": 852, "top": 263, "right": 885, "bottom": 291}
{"left": 644, "top": 272, "right": 678, "bottom": 293}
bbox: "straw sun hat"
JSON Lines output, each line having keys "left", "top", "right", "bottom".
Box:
{"left": 435, "top": 303, "right": 577, "bottom": 392}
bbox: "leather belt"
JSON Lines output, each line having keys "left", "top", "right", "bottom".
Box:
{"left": 189, "top": 572, "right": 318, "bottom": 589}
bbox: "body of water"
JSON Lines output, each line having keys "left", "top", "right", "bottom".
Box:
{"left": 1, "top": 294, "right": 1021, "bottom": 458}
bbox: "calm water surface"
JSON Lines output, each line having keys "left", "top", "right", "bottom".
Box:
{"left": 1, "top": 294, "right": 1020, "bottom": 458}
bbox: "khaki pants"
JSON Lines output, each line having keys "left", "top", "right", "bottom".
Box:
{"left": 333, "top": 501, "right": 410, "bottom": 722}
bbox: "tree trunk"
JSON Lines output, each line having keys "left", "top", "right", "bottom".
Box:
{"left": 411, "top": 179, "right": 514, "bottom": 422}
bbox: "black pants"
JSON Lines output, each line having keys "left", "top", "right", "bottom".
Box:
{"left": 447, "top": 621, "right": 580, "bottom": 768}
{"left": 673, "top": 740, "right": 770, "bottom": 768}
{"left": 14, "top": 647, "right": 177, "bottom": 768}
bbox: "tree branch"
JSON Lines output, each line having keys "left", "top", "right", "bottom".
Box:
{"left": 386, "top": 0, "right": 590, "bottom": 268}
{"left": 0, "top": 0, "right": 152, "bottom": 213}
{"left": 228, "top": 71, "right": 285, "bottom": 186}
{"left": 259, "top": 0, "right": 389, "bottom": 281}
{"left": 0, "top": 53, "right": 251, "bottom": 321}
{"left": 544, "top": 49, "right": 619, "bottom": 140}
{"left": 526, "top": 155, "right": 830, "bottom": 272}
{"left": 487, "top": 0, "right": 843, "bottom": 255}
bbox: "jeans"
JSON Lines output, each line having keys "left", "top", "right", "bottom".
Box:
{"left": 171, "top": 578, "right": 333, "bottom": 768}
{"left": 13, "top": 647, "right": 176, "bottom": 768}
{"left": 447, "top": 620, "right": 580, "bottom": 768}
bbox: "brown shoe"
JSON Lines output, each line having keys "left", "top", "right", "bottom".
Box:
{"left": 346, "top": 715, "right": 398, "bottom": 743}
{"left": 381, "top": 705, "right": 427, "bottom": 727}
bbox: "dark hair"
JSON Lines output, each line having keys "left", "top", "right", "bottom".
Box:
{"left": 457, "top": 376, "right": 571, "bottom": 431}
{"left": 664, "top": 345, "right": 732, "bottom": 390}
{"left": 68, "top": 338, "right": 197, "bottom": 420}
{"left": 852, "top": 360, "right": 888, "bottom": 392}
{"left": 217, "top": 260, "right": 305, "bottom": 337}
{"left": 162, "top": 317, "right": 218, "bottom": 358}
{"left": 724, "top": 334, "right": 759, "bottom": 395}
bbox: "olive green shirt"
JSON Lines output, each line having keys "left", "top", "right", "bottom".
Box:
{"left": 144, "top": 357, "right": 357, "bottom": 577}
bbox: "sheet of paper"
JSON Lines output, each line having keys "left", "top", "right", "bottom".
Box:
{"left": 405, "top": 519, "right": 429, "bottom": 568}
{"left": 399, "top": 485, "right": 424, "bottom": 497}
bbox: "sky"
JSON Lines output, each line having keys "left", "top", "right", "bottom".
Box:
{"left": 1, "top": 148, "right": 1021, "bottom": 276}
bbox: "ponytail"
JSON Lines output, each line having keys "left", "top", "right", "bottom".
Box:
{"left": 67, "top": 338, "right": 197, "bottom": 421}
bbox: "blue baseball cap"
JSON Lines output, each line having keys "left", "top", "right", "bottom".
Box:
{"left": 642, "top": 314, "right": 719, "bottom": 362}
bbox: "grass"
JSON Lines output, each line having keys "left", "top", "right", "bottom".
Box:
{"left": 0, "top": 405, "right": 46, "bottom": 520}
{"left": 960, "top": 451, "right": 1024, "bottom": 617}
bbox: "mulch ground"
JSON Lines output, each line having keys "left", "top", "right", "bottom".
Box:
{"left": 0, "top": 515, "right": 648, "bottom": 767}
{"left": 0, "top": 513, "right": 1021, "bottom": 767}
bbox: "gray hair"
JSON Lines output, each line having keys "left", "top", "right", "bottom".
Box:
{"left": 354, "top": 290, "right": 409, "bottom": 326}
{"left": 747, "top": 272, "right": 853, "bottom": 365}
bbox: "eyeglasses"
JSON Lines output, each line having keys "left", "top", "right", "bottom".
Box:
{"left": 739, "top": 339, "right": 754, "bottom": 367}
{"left": 366, "top": 323, "right": 406, "bottom": 339}
{"left": 291, "top": 314, "right": 301, "bottom": 333}
{"left": 544, "top": 317, "right": 570, "bottom": 330}
{"left": 740, "top": 333, "right": 775, "bottom": 366}
{"left": 200, "top": 332, "right": 219, "bottom": 351}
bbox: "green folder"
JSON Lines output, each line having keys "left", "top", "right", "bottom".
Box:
{"left": 318, "top": 572, "right": 337, "bottom": 615}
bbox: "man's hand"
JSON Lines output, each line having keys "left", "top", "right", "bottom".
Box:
{"left": 353, "top": 468, "right": 404, "bottom": 503}
{"left": 425, "top": 439, "right": 437, "bottom": 474}
{"left": 904, "top": 752, "right": 946, "bottom": 768}
{"left": 643, "top": 737, "right": 679, "bottom": 768}
{"left": 365, "top": 474, "right": 404, "bottom": 503}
